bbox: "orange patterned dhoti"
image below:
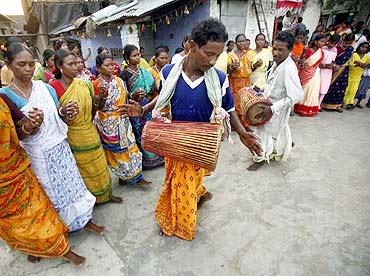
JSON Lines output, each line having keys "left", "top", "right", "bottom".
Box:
{"left": 155, "top": 158, "right": 207, "bottom": 240}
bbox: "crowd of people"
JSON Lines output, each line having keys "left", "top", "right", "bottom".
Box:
{"left": 0, "top": 14, "right": 368, "bottom": 266}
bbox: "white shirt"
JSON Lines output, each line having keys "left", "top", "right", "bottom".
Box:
{"left": 282, "top": 16, "right": 293, "bottom": 31}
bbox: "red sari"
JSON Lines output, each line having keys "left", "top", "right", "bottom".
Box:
{"left": 294, "top": 48, "right": 324, "bottom": 116}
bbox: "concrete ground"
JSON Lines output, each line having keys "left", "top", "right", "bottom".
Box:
{"left": 1, "top": 107, "right": 370, "bottom": 276}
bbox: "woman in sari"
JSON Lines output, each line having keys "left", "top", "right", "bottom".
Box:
{"left": 33, "top": 49, "right": 55, "bottom": 83}
{"left": 343, "top": 42, "right": 370, "bottom": 109}
{"left": 319, "top": 34, "right": 340, "bottom": 108}
{"left": 0, "top": 42, "right": 104, "bottom": 235}
{"left": 251, "top": 33, "right": 272, "bottom": 90}
{"left": 321, "top": 34, "right": 356, "bottom": 112}
{"left": 0, "top": 94, "right": 86, "bottom": 265}
{"left": 294, "top": 35, "right": 326, "bottom": 116}
{"left": 120, "top": 44, "right": 164, "bottom": 169}
{"left": 94, "top": 53, "right": 150, "bottom": 186}
{"left": 76, "top": 55, "right": 95, "bottom": 82}
{"left": 228, "top": 34, "right": 255, "bottom": 129}
{"left": 147, "top": 48, "right": 170, "bottom": 92}
{"left": 49, "top": 49, "right": 122, "bottom": 203}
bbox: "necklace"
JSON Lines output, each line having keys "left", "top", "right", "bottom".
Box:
{"left": 11, "top": 81, "right": 32, "bottom": 99}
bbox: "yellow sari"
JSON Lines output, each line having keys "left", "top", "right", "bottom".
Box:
{"left": 0, "top": 96, "right": 69, "bottom": 258}
{"left": 59, "top": 79, "right": 112, "bottom": 203}
{"left": 155, "top": 158, "right": 207, "bottom": 240}
{"left": 251, "top": 48, "right": 272, "bottom": 89}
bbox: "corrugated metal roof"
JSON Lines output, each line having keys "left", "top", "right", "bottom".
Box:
{"left": 51, "top": 24, "right": 76, "bottom": 35}
{"left": 91, "top": 5, "right": 119, "bottom": 22}
{"left": 96, "top": 0, "right": 178, "bottom": 25}
{"left": 121, "top": 0, "right": 178, "bottom": 17}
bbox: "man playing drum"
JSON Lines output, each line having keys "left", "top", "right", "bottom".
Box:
{"left": 247, "top": 31, "right": 303, "bottom": 171}
{"left": 123, "top": 19, "right": 262, "bottom": 240}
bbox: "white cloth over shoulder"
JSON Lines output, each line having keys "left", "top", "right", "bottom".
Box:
{"left": 20, "top": 80, "right": 68, "bottom": 152}
{"left": 171, "top": 53, "right": 185, "bottom": 64}
{"left": 254, "top": 56, "right": 303, "bottom": 163}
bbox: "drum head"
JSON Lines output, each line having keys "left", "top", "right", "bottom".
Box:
{"left": 244, "top": 101, "right": 272, "bottom": 126}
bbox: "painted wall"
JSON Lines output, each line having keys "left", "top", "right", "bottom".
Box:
{"left": 73, "top": 28, "right": 123, "bottom": 69}
{"left": 138, "top": 25, "right": 155, "bottom": 61}
{"left": 301, "top": 0, "right": 321, "bottom": 38}
{"left": 221, "top": 0, "right": 248, "bottom": 43}
{"left": 153, "top": 0, "right": 211, "bottom": 55}
{"left": 244, "top": 0, "right": 276, "bottom": 48}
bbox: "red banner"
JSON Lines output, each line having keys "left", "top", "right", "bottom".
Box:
{"left": 276, "top": 0, "right": 303, "bottom": 9}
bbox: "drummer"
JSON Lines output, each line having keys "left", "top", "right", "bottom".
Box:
{"left": 247, "top": 31, "right": 303, "bottom": 171}
{"left": 122, "top": 19, "right": 261, "bottom": 241}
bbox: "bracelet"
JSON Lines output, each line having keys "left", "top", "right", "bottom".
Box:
{"left": 93, "top": 101, "right": 100, "bottom": 107}
{"left": 58, "top": 107, "right": 66, "bottom": 117}
{"left": 21, "top": 123, "right": 33, "bottom": 135}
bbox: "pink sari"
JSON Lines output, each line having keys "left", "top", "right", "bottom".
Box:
{"left": 294, "top": 48, "right": 324, "bottom": 116}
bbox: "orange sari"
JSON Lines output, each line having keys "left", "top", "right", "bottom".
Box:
{"left": 228, "top": 50, "right": 254, "bottom": 127}
{"left": 0, "top": 96, "right": 69, "bottom": 258}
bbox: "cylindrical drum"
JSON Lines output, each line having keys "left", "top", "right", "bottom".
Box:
{"left": 239, "top": 87, "right": 272, "bottom": 127}
{"left": 142, "top": 120, "right": 222, "bottom": 171}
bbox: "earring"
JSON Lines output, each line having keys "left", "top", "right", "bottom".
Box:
{"left": 60, "top": 68, "right": 63, "bottom": 74}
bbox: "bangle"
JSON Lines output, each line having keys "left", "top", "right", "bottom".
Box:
{"left": 21, "top": 123, "right": 33, "bottom": 135}
{"left": 58, "top": 107, "right": 66, "bottom": 117}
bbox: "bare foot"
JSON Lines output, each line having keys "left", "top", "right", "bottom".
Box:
{"left": 85, "top": 221, "right": 105, "bottom": 235}
{"left": 63, "top": 249, "right": 86, "bottom": 266}
{"left": 247, "top": 162, "right": 264, "bottom": 171}
{"left": 197, "top": 192, "right": 213, "bottom": 209}
{"left": 27, "top": 255, "right": 41, "bottom": 263}
{"left": 109, "top": 195, "right": 123, "bottom": 204}
{"left": 137, "top": 179, "right": 151, "bottom": 188}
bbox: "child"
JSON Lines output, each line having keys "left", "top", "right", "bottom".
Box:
{"left": 343, "top": 42, "right": 370, "bottom": 110}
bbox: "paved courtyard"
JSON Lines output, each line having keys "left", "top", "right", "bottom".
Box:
{"left": 1, "top": 107, "right": 370, "bottom": 276}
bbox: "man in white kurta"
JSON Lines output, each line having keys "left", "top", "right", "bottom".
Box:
{"left": 248, "top": 31, "right": 303, "bottom": 170}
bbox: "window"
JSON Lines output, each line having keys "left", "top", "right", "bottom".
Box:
{"left": 110, "top": 48, "right": 124, "bottom": 60}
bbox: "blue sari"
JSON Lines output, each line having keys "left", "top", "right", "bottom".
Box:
{"left": 125, "top": 67, "right": 164, "bottom": 169}
{"left": 322, "top": 46, "right": 354, "bottom": 110}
